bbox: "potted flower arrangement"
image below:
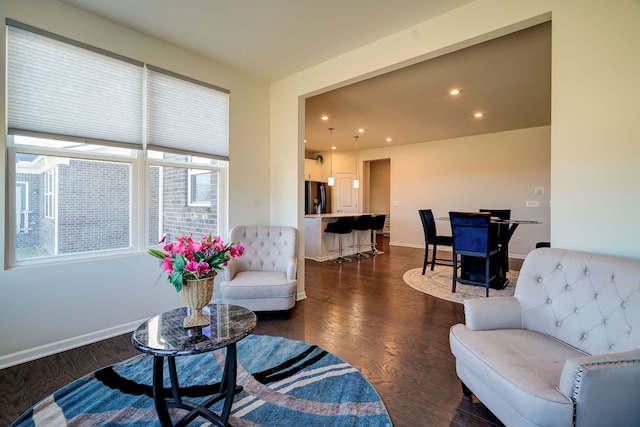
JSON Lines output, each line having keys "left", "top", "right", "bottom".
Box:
{"left": 149, "top": 233, "right": 244, "bottom": 327}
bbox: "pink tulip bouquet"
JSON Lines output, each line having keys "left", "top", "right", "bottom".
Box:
{"left": 149, "top": 234, "right": 244, "bottom": 292}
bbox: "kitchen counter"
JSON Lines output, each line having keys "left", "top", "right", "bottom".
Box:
{"left": 304, "top": 213, "right": 379, "bottom": 261}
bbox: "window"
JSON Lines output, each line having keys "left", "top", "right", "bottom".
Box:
{"left": 147, "top": 153, "right": 225, "bottom": 245}
{"left": 6, "top": 21, "right": 229, "bottom": 266}
{"left": 15, "top": 182, "right": 28, "bottom": 233}
{"left": 188, "top": 169, "right": 212, "bottom": 206}
{"left": 44, "top": 169, "right": 54, "bottom": 219}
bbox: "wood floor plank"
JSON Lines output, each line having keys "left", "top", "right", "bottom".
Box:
{"left": 0, "top": 237, "right": 505, "bottom": 426}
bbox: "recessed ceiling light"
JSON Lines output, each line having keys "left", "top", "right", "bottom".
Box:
{"left": 474, "top": 112, "right": 484, "bottom": 118}
{"left": 331, "top": 146, "right": 336, "bottom": 150}
{"left": 321, "top": 115, "right": 329, "bottom": 121}
{"left": 449, "top": 89, "right": 461, "bottom": 95}
{"left": 358, "top": 128, "right": 365, "bottom": 133}
{"left": 386, "top": 138, "right": 392, "bottom": 142}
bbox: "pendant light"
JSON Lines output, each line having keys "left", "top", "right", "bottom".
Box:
{"left": 353, "top": 135, "right": 360, "bottom": 188}
{"left": 327, "top": 128, "right": 335, "bottom": 186}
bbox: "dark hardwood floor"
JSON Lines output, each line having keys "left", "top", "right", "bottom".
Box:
{"left": 0, "top": 237, "right": 505, "bottom": 426}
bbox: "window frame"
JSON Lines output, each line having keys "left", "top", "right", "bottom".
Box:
{"left": 15, "top": 181, "right": 28, "bottom": 234}
{"left": 146, "top": 154, "right": 228, "bottom": 243}
{"left": 43, "top": 168, "right": 55, "bottom": 219}
{"left": 5, "top": 21, "right": 230, "bottom": 269}
{"left": 187, "top": 169, "right": 212, "bottom": 207}
{"left": 7, "top": 139, "right": 229, "bottom": 268}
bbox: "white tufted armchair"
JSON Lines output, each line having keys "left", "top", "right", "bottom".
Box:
{"left": 219, "top": 226, "right": 298, "bottom": 314}
{"left": 449, "top": 248, "right": 640, "bottom": 426}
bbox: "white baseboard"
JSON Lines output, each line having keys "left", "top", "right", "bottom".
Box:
{"left": 0, "top": 317, "right": 148, "bottom": 370}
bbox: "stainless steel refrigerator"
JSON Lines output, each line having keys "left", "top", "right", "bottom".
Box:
{"left": 305, "top": 180, "right": 331, "bottom": 214}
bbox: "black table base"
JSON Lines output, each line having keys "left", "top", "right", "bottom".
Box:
{"left": 460, "top": 255, "right": 509, "bottom": 290}
{"left": 153, "top": 343, "right": 240, "bottom": 427}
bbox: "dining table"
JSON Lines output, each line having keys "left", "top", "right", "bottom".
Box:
{"left": 438, "top": 215, "right": 543, "bottom": 289}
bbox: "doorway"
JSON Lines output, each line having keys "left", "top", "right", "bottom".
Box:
{"left": 363, "top": 158, "right": 390, "bottom": 237}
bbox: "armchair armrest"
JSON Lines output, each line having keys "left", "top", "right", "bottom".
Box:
{"left": 223, "top": 258, "right": 238, "bottom": 281}
{"left": 463, "top": 297, "right": 522, "bottom": 331}
{"left": 558, "top": 349, "right": 640, "bottom": 427}
{"left": 286, "top": 257, "right": 297, "bottom": 281}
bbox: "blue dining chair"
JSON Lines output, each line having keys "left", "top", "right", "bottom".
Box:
{"left": 450, "top": 212, "right": 501, "bottom": 297}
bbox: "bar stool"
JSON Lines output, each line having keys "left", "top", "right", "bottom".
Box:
{"left": 324, "top": 216, "right": 355, "bottom": 264}
{"left": 369, "top": 214, "right": 386, "bottom": 255}
{"left": 350, "top": 215, "right": 372, "bottom": 259}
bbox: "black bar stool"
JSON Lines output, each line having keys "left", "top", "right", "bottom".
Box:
{"left": 369, "top": 214, "right": 386, "bottom": 255}
{"left": 324, "top": 216, "right": 355, "bottom": 264}
{"left": 350, "top": 215, "right": 372, "bottom": 259}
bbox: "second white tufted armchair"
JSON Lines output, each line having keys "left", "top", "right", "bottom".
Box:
{"left": 219, "top": 226, "right": 298, "bottom": 314}
{"left": 450, "top": 248, "right": 640, "bottom": 426}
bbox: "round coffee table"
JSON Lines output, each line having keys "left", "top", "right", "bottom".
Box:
{"left": 131, "top": 304, "right": 257, "bottom": 427}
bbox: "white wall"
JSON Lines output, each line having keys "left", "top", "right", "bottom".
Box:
{"left": 0, "top": 0, "right": 270, "bottom": 366}
{"left": 330, "top": 126, "right": 550, "bottom": 257}
{"left": 375, "top": 127, "right": 550, "bottom": 256}
{"left": 271, "top": 0, "right": 640, "bottom": 269}
{"left": 550, "top": 0, "right": 640, "bottom": 258}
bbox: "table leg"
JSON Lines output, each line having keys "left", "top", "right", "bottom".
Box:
{"left": 219, "top": 343, "right": 238, "bottom": 423}
{"left": 153, "top": 356, "right": 174, "bottom": 427}
{"left": 151, "top": 349, "right": 240, "bottom": 427}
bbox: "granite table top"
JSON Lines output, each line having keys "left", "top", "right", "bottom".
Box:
{"left": 131, "top": 304, "right": 257, "bottom": 357}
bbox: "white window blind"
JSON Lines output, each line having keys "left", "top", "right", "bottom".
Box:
{"left": 7, "top": 21, "right": 143, "bottom": 148}
{"left": 146, "top": 66, "right": 230, "bottom": 160}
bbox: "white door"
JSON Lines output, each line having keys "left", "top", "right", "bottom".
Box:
{"left": 335, "top": 172, "right": 358, "bottom": 213}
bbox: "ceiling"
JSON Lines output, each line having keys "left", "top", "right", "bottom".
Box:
{"left": 58, "top": 0, "right": 551, "bottom": 153}
{"left": 305, "top": 22, "right": 551, "bottom": 152}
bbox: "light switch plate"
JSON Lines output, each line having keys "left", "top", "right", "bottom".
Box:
{"left": 526, "top": 200, "right": 540, "bottom": 207}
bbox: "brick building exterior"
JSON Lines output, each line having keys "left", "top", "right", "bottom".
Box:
{"left": 16, "top": 156, "right": 219, "bottom": 259}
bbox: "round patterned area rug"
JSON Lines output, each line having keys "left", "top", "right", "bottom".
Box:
{"left": 403, "top": 265, "right": 517, "bottom": 303}
{"left": 10, "top": 335, "right": 391, "bottom": 427}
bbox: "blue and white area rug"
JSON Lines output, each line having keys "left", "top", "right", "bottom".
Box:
{"left": 11, "top": 335, "right": 392, "bottom": 426}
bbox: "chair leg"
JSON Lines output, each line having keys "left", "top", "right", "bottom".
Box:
{"left": 485, "top": 257, "right": 490, "bottom": 297}
{"left": 452, "top": 252, "right": 458, "bottom": 293}
{"left": 430, "top": 243, "right": 438, "bottom": 271}
{"left": 330, "top": 234, "right": 352, "bottom": 264}
{"left": 422, "top": 244, "right": 429, "bottom": 275}
{"left": 461, "top": 381, "right": 473, "bottom": 398}
{"left": 351, "top": 230, "right": 369, "bottom": 259}
{"left": 370, "top": 230, "right": 384, "bottom": 255}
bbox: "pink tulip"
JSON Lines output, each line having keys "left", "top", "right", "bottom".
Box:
{"left": 161, "top": 256, "right": 173, "bottom": 274}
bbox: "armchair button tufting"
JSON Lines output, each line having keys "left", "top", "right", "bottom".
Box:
{"left": 585, "top": 270, "right": 590, "bottom": 276}
{"left": 556, "top": 321, "right": 562, "bottom": 327}
{"left": 538, "top": 278, "right": 543, "bottom": 282}
{"left": 582, "top": 333, "right": 587, "bottom": 339}
{"left": 557, "top": 264, "right": 563, "bottom": 270}
{"left": 575, "top": 308, "right": 579, "bottom": 313}
{"left": 547, "top": 299, "right": 552, "bottom": 304}
{"left": 594, "top": 293, "right": 599, "bottom": 299}
{"left": 565, "top": 285, "right": 571, "bottom": 291}
{"left": 610, "top": 344, "right": 615, "bottom": 350}
{"left": 622, "top": 302, "right": 627, "bottom": 308}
